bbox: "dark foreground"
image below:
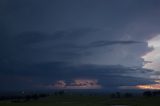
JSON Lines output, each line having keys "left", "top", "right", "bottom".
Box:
{"left": 0, "top": 95, "right": 160, "bottom": 106}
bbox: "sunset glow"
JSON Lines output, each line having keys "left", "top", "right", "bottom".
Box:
{"left": 120, "top": 80, "right": 160, "bottom": 90}
{"left": 49, "top": 79, "right": 102, "bottom": 89}
{"left": 136, "top": 84, "right": 160, "bottom": 90}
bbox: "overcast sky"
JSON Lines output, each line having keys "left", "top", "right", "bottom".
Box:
{"left": 1, "top": 0, "right": 160, "bottom": 92}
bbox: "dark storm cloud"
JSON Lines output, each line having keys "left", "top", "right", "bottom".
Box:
{"left": 0, "top": 28, "right": 98, "bottom": 65}
{"left": 13, "top": 28, "right": 144, "bottom": 49}
{"left": 87, "top": 40, "right": 143, "bottom": 48}
{"left": 51, "top": 39, "right": 144, "bottom": 49}
{"left": 1, "top": 62, "right": 152, "bottom": 80}
{"left": 14, "top": 28, "right": 98, "bottom": 45}
{"left": 1, "top": 0, "right": 160, "bottom": 91}
{"left": 0, "top": 61, "right": 155, "bottom": 91}
{"left": 52, "top": 28, "right": 99, "bottom": 40}
{"left": 0, "top": 28, "right": 146, "bottom": 67}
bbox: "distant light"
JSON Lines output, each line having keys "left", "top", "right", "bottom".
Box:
{"left": 136, "top": 84, "right": 160, "bottom": 90}
{"left": 120, "top": 80, "right": 160, "bottom": 90}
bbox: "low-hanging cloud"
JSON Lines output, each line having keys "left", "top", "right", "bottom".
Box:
{"left": 89, "top": 40, "right": 144, "bottom": 48}
{"left": 48, "top": 79, "right": 102, "bottom": 89}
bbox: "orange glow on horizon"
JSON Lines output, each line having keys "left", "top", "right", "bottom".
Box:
{"left": 120, "top": 80, "right": 160, "bottom": 90}
{"left": 135, "top": 80, "right": 160, "bottom": 90}
{"left": 136, "top": 84, "right": 160, "bottom": 90}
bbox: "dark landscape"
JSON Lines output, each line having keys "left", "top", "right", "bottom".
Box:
{"left": 1, "top": 90, "right": 160, "bottom": 106}
{"left": 1, "top": 0, "right": 160, "bottom": 105}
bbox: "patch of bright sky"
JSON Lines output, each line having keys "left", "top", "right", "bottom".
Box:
{"left": 142, "top": 35, "right": 160, "bottom": 71}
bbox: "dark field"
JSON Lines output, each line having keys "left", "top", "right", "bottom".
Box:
{"left": 1, "top": 95, "right": 160, "bottom": 106}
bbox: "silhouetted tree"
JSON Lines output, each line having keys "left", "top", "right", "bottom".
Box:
{"left": 54, "top": 92, "right": 58, "bottom": 96}
{"left": 59, "top": 90, "right": 65, "bottom": 95}
{"left": 116, "top": 92, "right": 121, "bottom": 98}
{"left": 143, "top": 91, "right": 152, "bottom": 97}
{"left": 39, "top": 94, "right": 48, "bottom": 98}
{"left": 124, "top": 93, "right": 133, "bottom": 98}
{"left": 25, "top": 95, "right": 32, "bottom": 101}
{"left": 0, "top": 96, "right": 6, "bottom": 101}
{"left": 110, "top": 93, "right": 116, "bottom": 98}
{"left": 152, "top": 91, "right": 160, "bottom": 96}
{"left": 32, "top": 94, "right": 39, "bottom": 100}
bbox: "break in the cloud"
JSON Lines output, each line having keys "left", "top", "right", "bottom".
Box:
{"left": 48, "top": 79, "right": 101, "bottom": 89}
{"left": 142, "top": 35, "right": 160, "bottom": 71}
{"left": 120, "top": 80, "right": 160, "bottom": 90}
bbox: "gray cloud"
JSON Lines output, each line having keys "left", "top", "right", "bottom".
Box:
{"left": 1, "top": 0, "right": 160, "bottom": 91}
{"left": 0, "top": 26, "right": 150, "bottom": 69}
{"left": 0, "top": 61, "right": 155, "bottom": 91}
{"left": 89, "top": 40, "right": 144, "bottom": 48}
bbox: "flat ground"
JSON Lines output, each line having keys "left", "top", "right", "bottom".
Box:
{"left": 0, "top": 95, "right": 160, "bottom": 106}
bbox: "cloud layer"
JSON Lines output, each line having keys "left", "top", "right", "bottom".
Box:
{"left": 1, "top": 0, "right": 160, "bottom": 91}
{"left": 48, "top": 79, "right": 101, "bottom": 89}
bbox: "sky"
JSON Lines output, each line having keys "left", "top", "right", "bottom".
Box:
{"left": 1, "top": 0, "right": 160, "bottom": 92}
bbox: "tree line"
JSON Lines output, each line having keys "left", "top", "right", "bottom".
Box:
{"left": 1, "top": 90, "right": 160, "bottom": 102}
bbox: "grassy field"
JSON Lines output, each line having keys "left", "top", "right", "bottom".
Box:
{"left": 0, "top": 95, "right": 160, "bottom": 106}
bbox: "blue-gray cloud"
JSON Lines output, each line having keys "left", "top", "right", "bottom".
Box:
{"left": 0, "top": 61, "right": 155, "bottom": 91}
{"left": 89, "top": 40, "right": 143, "bottom": 47}
{"left": 1, "top": 0, "right": 160, "bottom": 91}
